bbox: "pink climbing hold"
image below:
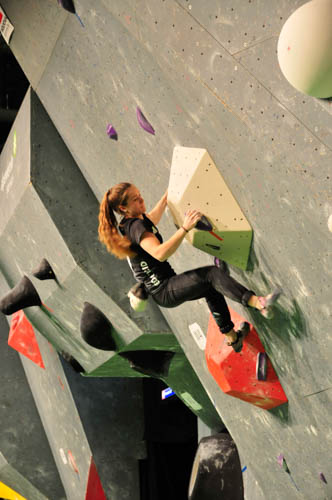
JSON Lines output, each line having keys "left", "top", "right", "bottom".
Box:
{"left": 277, "top": 454, "right": 285, "bottom": 468}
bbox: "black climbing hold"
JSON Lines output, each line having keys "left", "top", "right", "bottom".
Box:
{"left": 58, "top": 0, "right": 76, "bottom": 14}
{"left": 80, "top": 302, "right": 116, "bottom": 351}
{"left": 256, "top": 352, "right": 268, "bottom": 381}
{"left": 196, "top": 215, "right": 213, "bottom": 231}
{"left": 206, "top": 243, "right": 220, "bottom": 250}
{"left": 118, "top": 350, "right": 174, "bottom": 378}
{"left": 0, "top": 276, "right": 42, "bottom": 315}
{"left": 32, "top": 258, "right": 56, "bottom": 281}
{"left": 282, "top": 458, "right": 290, "bottom": 474}
{"left": 189, "top": 433, "right": 244, "bottom": 500}
{"left": 60, "top": 351, "right": 84, "bottom": 373}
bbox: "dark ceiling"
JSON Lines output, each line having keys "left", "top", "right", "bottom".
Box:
{"left": 0, "top": 36, "right": 29, "bottom": 154}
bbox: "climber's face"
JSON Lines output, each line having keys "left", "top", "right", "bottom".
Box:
{"left": 122, "top": 185, "right": 146, "bottom": 218}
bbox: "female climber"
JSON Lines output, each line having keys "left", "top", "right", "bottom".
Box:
{"left": 98, "top": 182, "right": 280, "bottom": 353}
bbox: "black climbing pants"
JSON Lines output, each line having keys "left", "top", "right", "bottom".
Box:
{"left": 151, "top": 265, "right": 255, "bottom": 334}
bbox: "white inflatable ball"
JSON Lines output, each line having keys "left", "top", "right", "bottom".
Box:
{"left": 277, "top": 0, "right": 332, "bottom": 98}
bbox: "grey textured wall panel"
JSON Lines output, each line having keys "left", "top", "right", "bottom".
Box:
{"left": 20, "top": 332, "right": 94, "bottom": 500}
{"left": 1, "top": 1, "right": 332, "bottom": 499}
{"left": 0, "top": 84, "right": 220, "bottom": 500}
{"left": 0, "top": 88, "right": 175, "bottom": 373}
{"left": 0, "top": 90, "right": 30, "bottom": 236}
{"left": 0, "top": 275, "right": 65, "bottom": 499}
{"left": 20, "top": 325, "right": 143, "bottom": 500}
{"left": 0, "top": 87, "right": 218, "bottom": 426}
{"left": 233, "top": 36, "right": 332, "bottom": 149}
{"left": 175, "top": 0, "right": 304, "bottom": 55}
{"left": 0, "top": 271, "right": 143, "bottom": 500}
{"left": 1, "top": 0, "right": 68, "bottom": 89}
{"left": 60, "top": 360, "right": 146, "bottom": 499}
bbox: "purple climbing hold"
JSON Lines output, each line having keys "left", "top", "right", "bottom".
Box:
{"left": 107, "top": 124, "right": 118, "bottom": 140}
{"left": 136, "top": 107, "right": 155, "bottom": 135}
{"left": 319, "top": 473, "right": 327, "bottom": 484}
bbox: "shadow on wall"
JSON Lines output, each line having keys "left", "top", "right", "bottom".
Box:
{"left": 229, "top": 243, "right": 310, "bottom": 425}
{"left": 238, "top": 242, "right": 308, "bottom": 347}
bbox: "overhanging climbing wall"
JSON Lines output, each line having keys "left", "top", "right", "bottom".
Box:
{"left": 0, "top": 271, "right": 142, "bottom": 500}
{"left": 1, "top": 1, "right": 332, "bottom": 499}
{"left": 168, "top": 147, "right": 253, "bottom": 269}
{"left": 0, "top": 85, "right": 221, "bottom": 498}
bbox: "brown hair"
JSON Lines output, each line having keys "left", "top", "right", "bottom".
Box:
{"left": 98, "top": 182, "right": 136, "bottom": 259}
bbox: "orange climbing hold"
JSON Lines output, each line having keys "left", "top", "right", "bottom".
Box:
{"left": 85, "top": 457, "right": 107, "bottom": 500}
{"left": 8, "top": 310, "right": 45, "bottom": 369}
{"left": 205, "top": 308, "right": 288, "bottom": 410}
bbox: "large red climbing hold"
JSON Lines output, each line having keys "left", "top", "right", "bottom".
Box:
{"left": 8, "top": 310, "right": 45, "bottom": 369}
{"left": 205, "top": 308, "right": 288, "bottom": 410}
{"left": 85, "top": 457, "right": 107, "bottom": 500}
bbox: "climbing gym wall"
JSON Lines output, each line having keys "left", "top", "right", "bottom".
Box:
{"left": 0, "top": 1, "right": 331, "bottom": 499}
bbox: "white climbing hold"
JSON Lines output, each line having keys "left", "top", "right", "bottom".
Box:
{"left": 328, "top": 214, "right": 332, "bottom": 232}
{"left": 189, "top": 322, "right": 206, "bottom": 350}
{"left": 59, "top": 448, "right": 68, "bottom": 465}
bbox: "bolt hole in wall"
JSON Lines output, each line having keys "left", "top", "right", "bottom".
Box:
{"left": 0, "top": 37, "right": 29, "bottom": 153}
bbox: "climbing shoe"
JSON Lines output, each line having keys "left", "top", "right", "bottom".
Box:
{"left": 127, "top": 282, "right": 149, "bottom": 312}
{"left": 227, "top": 322, "right": 250, "bottom": 353}
{"left": 257, "top": 288, "right": 282, "bottom": 319}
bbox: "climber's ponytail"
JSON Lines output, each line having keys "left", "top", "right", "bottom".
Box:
{"left": 98, "top": 183, "right": 136, "bottom": 259}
